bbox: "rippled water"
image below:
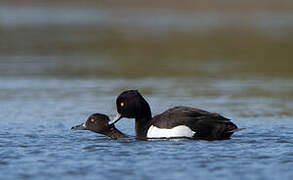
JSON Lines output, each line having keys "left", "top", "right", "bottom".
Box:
{"left": 1, "top": 2, "right": 293, "bottom": 180}
{"left": 1, "top": 77, "right": 293, "bottom": 180}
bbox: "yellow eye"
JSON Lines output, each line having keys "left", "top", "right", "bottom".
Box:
{"left": 120, "top": 102, "right": 124, "bottom": 107}
{"left": 90, "top": 118, "right": 95, "bottom": 123}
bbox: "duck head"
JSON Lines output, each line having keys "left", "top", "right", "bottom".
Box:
{"left": 72, "top": 113, "right": 128, "bottom": 139}
{"left": 72, "top": 113, "right": 110, "bottom": 133}
{"left": 110, "top": 90, "right": 152, "bottom": 124}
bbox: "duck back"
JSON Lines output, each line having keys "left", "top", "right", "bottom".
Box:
{"left": 150, "top": 106, "right": 238, "bottom": 140}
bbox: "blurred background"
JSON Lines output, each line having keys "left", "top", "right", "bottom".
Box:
{"left": 1, "top": 0, "right": 293, "bottom": 78}
{"left": 1, "top": 1, "right": 293, "bottom": 180}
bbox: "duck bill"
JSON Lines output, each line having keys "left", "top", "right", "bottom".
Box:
{"left": 109, "top": 113, "right": 122, "bottom": 125}
{"left": 71, "top": 123, "right": 87, "bottom": 130}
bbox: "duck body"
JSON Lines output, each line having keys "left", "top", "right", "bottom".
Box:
{"left": 147, "top": 106, "right": 238, "bottom": 140}
{"left": 112, "top": 90, "right": 240, "bottom": 140}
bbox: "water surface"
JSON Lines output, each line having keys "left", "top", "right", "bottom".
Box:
{"left": 1, "top": 2, "right": 293, "bottom": 180}
{"left": 1, "top": 77, "right": 293, "bottom": 180}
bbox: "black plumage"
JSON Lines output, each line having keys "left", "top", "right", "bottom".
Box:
{"left": 151, "top": 106, "right": 238, "bottom": 140}
{"left": 113, "top": 90, "right": 241, "bottom": 140}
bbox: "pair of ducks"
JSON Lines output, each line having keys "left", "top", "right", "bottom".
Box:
{"left": 72, "top": 90, "right": 241, "bottom": 140}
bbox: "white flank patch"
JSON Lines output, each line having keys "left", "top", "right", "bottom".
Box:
{"left": 147, "top": 125, "right": 195, "bottom": 138}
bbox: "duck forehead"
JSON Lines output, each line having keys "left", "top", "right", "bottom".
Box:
{"left": 118, "top": 90, "right": 141, "bottom": 101}
{"left": 147, "top": 125, "right": 195, "bottom": 138}
{"left": 121, "top": 90, "right": 139, "bottom": 96}
{"left": 91, "top": 114, "right": 109, "bottom": 120}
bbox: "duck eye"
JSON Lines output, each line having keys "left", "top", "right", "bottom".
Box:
{"left": 90, "top": 118, "right": 95, "bottom": 123}
{"left": 120, "top": 102, "right": 124, "bottom": 107}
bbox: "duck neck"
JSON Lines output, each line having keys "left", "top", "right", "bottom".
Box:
{"left": 104, "top": 125, "right": 128, "bottom": 139}
{"left": 134, "top": 97, "right": 153, "bottom": 139}
{"left": 135, "top": 116, "right": 152, "bottom": 139}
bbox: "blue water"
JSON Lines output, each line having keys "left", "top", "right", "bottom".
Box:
{"left": 1, "top": 3, "right": 293, "bottom": 179}
{"left": 1, "top": 77, "right": 293, "bottom": 180}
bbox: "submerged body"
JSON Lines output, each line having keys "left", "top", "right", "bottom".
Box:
{"left": 111, "top": 90, "right": 240, "bottom": 140}
{"left": 72, "top": 113, "right": 128, "bottom": 139}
